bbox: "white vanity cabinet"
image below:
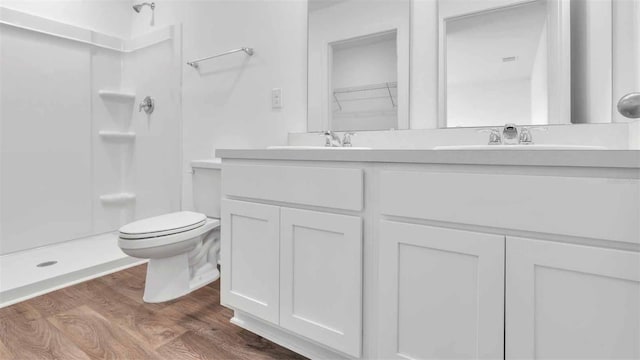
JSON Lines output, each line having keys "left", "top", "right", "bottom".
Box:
{"left": 378, "top": 168, "right": 640, "bottom": 360}
{"left": 220, "top": 163, "right": 365, "bottom": 358}
{"left": 217, "top": 151, "right": 639, "bottom": 360}
{"left": 280, "top": 208, "right": 363, "bottom": 357}
{"left": 378, "top": 221, "right": 505, "bottom": 359}
{"left": 506, "top": 237, "right": 640, "bottom": 359}
{"left": 221, "top": 199, "right": 280, "bottom": 324}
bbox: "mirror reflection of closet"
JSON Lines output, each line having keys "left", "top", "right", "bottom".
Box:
{"left": 307, "top": 0, "right": 410, "bottom": 132}
{"left": 330, "top": 31, "right": 398, "bottom": 131}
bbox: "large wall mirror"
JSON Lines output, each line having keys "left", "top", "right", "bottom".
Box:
{"left": 307, "top": 0, "right": 640, "bottom": 131}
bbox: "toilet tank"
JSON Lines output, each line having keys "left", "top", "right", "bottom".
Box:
{"left": 191, "top": 159, "right": 222, "bottom": 218}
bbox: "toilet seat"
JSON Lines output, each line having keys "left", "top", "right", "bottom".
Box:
{"left": 119, "top": 211, "right": 207, "bottom": 240}
{"left": 119, "top": 218, "right": 220, "bottom": 251}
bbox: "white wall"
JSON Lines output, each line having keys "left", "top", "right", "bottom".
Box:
{"left": 332, "top": 35, "right": 397, "bottom": 89}
{"left": 0, "top": 0, "right": 132, "bottom": 37}
{"left": 130, "top": 0, "right": 308, "bottom": 210}
{"left": 530, "top": 23, "right": 548, "bottom": 125}
{"left": 447, "top": 79, "right": 531, "bottom": 127}
{"left": 410, "top": 0, "right": 438, "bottom": 129}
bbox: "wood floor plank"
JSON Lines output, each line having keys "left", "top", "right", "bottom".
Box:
{"left": 0, "top": 316, "right": 89, "bottom": 360}
{"left": 0, "top": 265, "right": 308, "bottom": 360}
{"left": 124, "top": 262, "right": 149, "bottom": 280}
{"left": 96, "top": 270, "right": 175, "bottom": 311}
{"left": 0, "top": 337, "right": 15, "bottom": 359}
{"left": 0, "top": 301, "right": 41, "bottom": 322}
{"left": 156, "top": 330, "right": 242, "bottom": 360}
{"left": 47, "top": 305, "right": 159, "bottom": 359}
{"left": 157, "top": 284, "right": 306, "bottom": 360}
{"left": 22, "top": 286, "right": 87, "bottom": 318}
{"left": 72, "top": 279, "right": 188, "bottom": 348}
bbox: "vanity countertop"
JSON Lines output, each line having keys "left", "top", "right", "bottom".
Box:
{"left": 216, "top": 148, "right": 640, "bottom": 169}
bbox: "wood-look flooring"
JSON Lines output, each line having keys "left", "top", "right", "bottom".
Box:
{"left": 0, "top": 264, "right": 307, "bottom": 360}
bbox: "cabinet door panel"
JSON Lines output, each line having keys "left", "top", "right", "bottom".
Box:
{"left": 280, "top": 208, "right": 362, "bottom": 357}
{"left": 221, "top": 199, "right": 280, "bottom": 324}
{"left": 506, "top": 237, "right": 640, "bottom": 359}
{"left": 379, "top": 221, "right": 505, "bottom": 359}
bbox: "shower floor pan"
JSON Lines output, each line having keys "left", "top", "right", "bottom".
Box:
{"left": 0, "top": 232, "right": 145, "bottom": 308}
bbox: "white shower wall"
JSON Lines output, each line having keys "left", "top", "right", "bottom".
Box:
{"left": 0, "top": 6, "right": 182, "bottom": 255}
{"left": 1, "top": 22, "right": 94, "bottom": 253}
{"left": 121, "top": 27, "right": 182, "bottom": 221}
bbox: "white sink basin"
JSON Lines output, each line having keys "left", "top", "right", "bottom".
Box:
{"left": 267, "top": 146, "right": 372, "bottom": 150}
{"left": 433, "top": 144, "right": 607, "bottom": 150}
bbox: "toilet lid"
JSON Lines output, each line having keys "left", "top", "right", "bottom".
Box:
{"left": 119, "top": 211, "right": 207, "bottom": 240}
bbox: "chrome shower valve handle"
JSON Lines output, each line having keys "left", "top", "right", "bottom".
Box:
{"left": 139, "top": 96, "right": 155, "bottom": 114}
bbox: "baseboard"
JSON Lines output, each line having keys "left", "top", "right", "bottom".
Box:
{"left": 230, "top": 312, "right": 353, "bottom": 360}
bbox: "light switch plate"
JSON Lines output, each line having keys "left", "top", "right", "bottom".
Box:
{"left": 271, "top": 88, "right": 282, "bottom": 109}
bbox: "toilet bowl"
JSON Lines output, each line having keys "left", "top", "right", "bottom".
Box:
{"left": 118, "top": 159, "right": 223, "bottom": 303}
{"left": 118, "top": 211, "right": 220, "bottom": 303}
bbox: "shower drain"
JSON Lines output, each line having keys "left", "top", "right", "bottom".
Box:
{"left": 36, "top": 261, "right": 58, "bottom": 267}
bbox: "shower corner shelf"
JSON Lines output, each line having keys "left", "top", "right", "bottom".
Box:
{"left": 98, "top": 90, "right": 136, "bottom": 101}
{"left": 99, "top": 192, "right": 136, "bottom": 205}
{"left": 99, "top": 130, "right": 136, "bottom": 142}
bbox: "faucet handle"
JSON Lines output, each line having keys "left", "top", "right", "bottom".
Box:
{"left": 477, "top": 128, "right": 502, "bottom": 145}
{"left": 342, "top": 132, "right": 356, "bottom": 147}
{"left": 321, "top": 130, "right": 342, "bottom": 147}
{"left": 519, "top": 126, "right": 548, "bottom": 145}
{"left": 321, "top": 130, "right": 332, "bottom": 146}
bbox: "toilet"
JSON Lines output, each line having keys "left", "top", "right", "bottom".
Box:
{"left": 118, "top": 160, "right": 222, "bottom": 303}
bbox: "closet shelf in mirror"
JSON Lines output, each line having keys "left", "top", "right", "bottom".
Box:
{"left": 333, "top": 82, "right": 397, "bottom": 112}
{"left": 99, "top": 131, "right": 136, "bottom": 142}
{"left": 98, "top": 90, "right": 136, "bottom": 101}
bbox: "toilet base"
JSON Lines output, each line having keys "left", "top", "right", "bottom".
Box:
{"left": 143, "top": 256, "right": 220, "bottom": 303}
{"left": 189, "top": 263, "right": 220, "bottom": 293}
{"left": 143, "top": 253, "right": 191, "bottom": 303}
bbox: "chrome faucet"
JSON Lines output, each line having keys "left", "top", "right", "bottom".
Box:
{"left": 323, "top": 131, "right": 342, "bottom": 147}
{"left": 518, "top": 126, "right": 547, "bottom": 145}
{"left": 519, "top": 127, "right": 534, "bottom": 145}
{"left": 502, "top": 123, "right": 519, "bottom": 145}
{"left": 479, "top": 124, "right": 548, "bottom": 145}
{"left": 342, "top": 132, "right": 356, "bottom": 147}
{"left": 322, "top": 131, "right": 357, "bottom": 147}
{"left": 478, "top": 128, "right": 502, "bottom": 145}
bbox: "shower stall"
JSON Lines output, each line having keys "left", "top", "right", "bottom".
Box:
{"left": 0, "top": 5, "right": 182, "bottom": 306}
